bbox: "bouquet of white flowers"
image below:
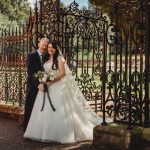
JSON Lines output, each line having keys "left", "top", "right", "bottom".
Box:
{"left": 34, "top": 71, "right": 56, "bottom": 83}
{"left": 34, "top": 70, "right": 57, "bottom": 112}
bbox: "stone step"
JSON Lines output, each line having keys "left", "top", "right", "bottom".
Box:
{"left": 93, "top": 123, "right": 143, "bottom": 150}
{"left": 0, "top": 103, "right": 24, "bottom": 125}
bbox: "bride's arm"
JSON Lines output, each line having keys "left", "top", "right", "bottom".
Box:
{"left": 51, "top": 57, "right": 66, "bottom": 83}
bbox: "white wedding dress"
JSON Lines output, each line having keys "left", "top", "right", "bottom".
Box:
{"left": 24, "top": 57, "right": 112, "bottom": 143}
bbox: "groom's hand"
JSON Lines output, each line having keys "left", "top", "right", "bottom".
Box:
{"left": 38, "top": 83, "right": 44, "bottom": 91}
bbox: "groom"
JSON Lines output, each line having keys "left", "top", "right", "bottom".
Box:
{"left": 23, "top": 38, "right": 49, "bottom": 131}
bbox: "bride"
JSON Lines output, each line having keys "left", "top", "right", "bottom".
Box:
{"left": 23, "top": 40, "right": 111, "bottom": 143}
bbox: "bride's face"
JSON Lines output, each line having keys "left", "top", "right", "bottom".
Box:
{"left": 48, "top": 43, "right": 56, "bottom": 56}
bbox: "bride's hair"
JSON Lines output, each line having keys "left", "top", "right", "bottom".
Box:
{"left": 44, "top": 40, "right": 60, "bottom": 70}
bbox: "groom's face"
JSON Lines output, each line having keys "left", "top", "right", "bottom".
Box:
{"left": 38, "top": 40, "right": 48, "bottom": 54}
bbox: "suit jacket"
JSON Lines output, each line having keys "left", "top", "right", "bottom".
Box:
{"left": 23, "top": 50, "right": 44, "bottom": 130}
{"left": 26, "top": 50, "right": 43, "bottom": 96}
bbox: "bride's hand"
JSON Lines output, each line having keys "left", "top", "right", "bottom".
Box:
{"left": 38, "top": 83, "right": 44, "bottom": 91}
{"left": 47, "top": 80, "right": 53, "bottom": 86}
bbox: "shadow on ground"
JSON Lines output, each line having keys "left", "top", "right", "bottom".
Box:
{"left": 0, "top": 113, "right": 150, "bottom": 150}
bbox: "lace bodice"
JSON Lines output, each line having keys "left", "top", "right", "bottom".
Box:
{"left": 43, "top": 56, "right": 63, "bottom": 73}
{"left": 43, "top": 61, "right": 54, "bottom": 73}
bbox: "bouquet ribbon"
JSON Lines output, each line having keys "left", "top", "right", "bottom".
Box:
{"left": 41, "top": 83, "right": 56, "bottom": 112}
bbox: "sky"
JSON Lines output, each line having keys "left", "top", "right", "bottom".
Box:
{"left": 28, "top": 0, "right": 88, "bottom": 8}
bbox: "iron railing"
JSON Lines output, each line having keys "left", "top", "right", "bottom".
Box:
{"left": 0, "top": 0, "right": 149, "bottom": 127}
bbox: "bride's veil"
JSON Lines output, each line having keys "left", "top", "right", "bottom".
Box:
{"left": 56, "top": 43, "right": 112, "bottom": 125}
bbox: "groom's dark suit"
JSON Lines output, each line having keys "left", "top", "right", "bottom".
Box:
{"left": 23, "top": 50, "right": 43, "bottom": 131}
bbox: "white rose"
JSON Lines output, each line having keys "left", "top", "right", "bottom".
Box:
{"left": 44, "top": 73, "right": 48, "bottom": 78}
{"left": 50, "top": 76, "right": 55, "bottom": 81}
{"left": 42, "top": 77, "right": 47, "bottom": 82}
{"left": 50, "top": 72, "right": 54, "bottom": 78}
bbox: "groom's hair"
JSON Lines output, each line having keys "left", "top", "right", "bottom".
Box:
{"left": 39, "top": 37, "right": 49, "bottom": 43}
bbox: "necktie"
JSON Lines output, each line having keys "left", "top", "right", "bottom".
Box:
{"left": 40, "top": 54, "right": 44, "bottom": 71}
{"left": 41, "top": 54, "right": 44, "bottom": 64}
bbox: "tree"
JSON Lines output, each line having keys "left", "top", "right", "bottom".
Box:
{"left": 0, "top": 0, "right": 30, "bottom": 21}
{"left": 60, "top": 2, "right": 65, "bottom": 8}
{"left": 0, "top": 13, "right": 19, "bottom": 29}
{"left": 88, "top": 0, "right": 111, "bottom": 13}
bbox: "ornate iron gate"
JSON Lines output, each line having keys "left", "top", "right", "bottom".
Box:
{"left": 36, "top": 0, "right": 149, "bottom": 127}
{"left": 0, "top": 0, "right": 149, "bottom": 127}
